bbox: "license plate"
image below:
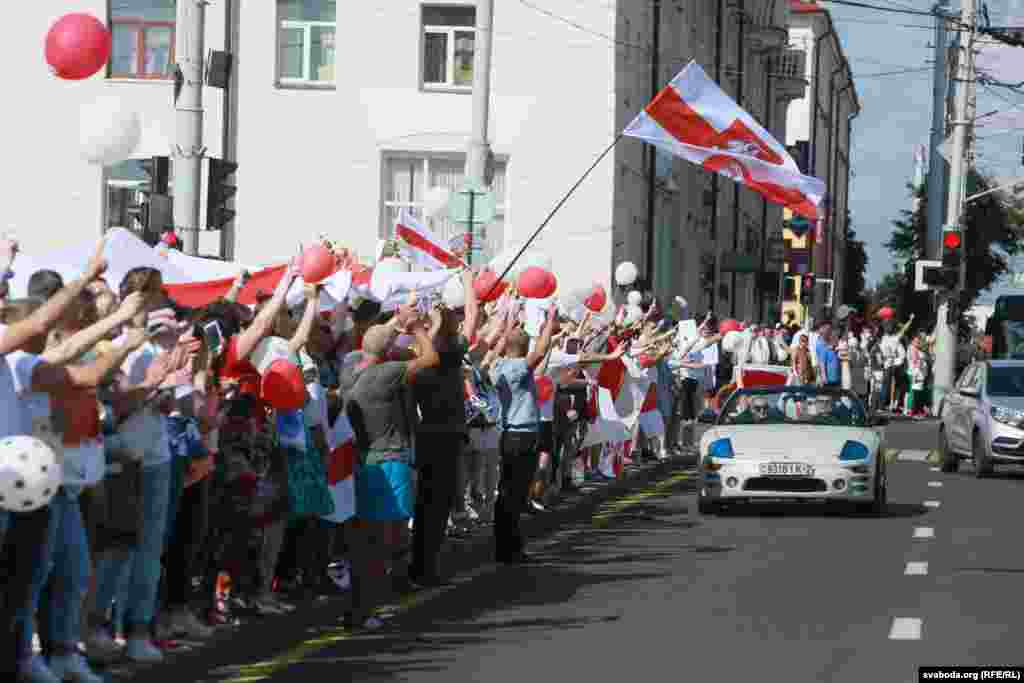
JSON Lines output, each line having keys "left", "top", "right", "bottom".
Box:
{"left": 759, "top": 462, "right": 815, "bottom": 477}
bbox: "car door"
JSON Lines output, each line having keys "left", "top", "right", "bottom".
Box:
{"left": 946, "top": 364, "right": 975, "bottom": 452}
{"left": 958, "top": 364, "right": 985, "bottom": 449}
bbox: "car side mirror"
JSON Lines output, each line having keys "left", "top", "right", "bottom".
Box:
{"left": 698, "top": 410, "right": 717, "bottom": 425}
{"left": 870, "top": 415, "right": 889, "bottom": 427}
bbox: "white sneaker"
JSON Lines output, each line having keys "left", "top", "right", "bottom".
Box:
{"left": 124, "top": 637, "right": 164, "bottom": 663}
{"left": 48, "top": 653, "right": 103, "bottom": 683}
{"left": 170, "top": 608, "right": 215, "bottom": 639}
{"left": 17, "top": 656, "right": 60, "bottom": 683}
{"left": 86, "top": 628, "right": 123, "bottom": 663}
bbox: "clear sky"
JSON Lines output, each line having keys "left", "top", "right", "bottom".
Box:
{"left": 828, "top": 0, "right": 1024, "bottom": 286}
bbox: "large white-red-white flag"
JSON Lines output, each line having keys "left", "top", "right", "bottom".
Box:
{"left": 624, "top": 61, "right": 826, "bottom": 220}
{"left": 395, "top": 209, "right": 465, "bottom": 271}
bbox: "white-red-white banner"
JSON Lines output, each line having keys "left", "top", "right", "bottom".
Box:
{"left": 395, "top": 209, "right": 465, "bottom": 271}
{"left": 624, "top": 61, "right": 826, "bottom": 220}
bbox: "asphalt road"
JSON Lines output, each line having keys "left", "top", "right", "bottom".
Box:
{"left": 115, "top": 420, "right": 1024, "bottom": 682}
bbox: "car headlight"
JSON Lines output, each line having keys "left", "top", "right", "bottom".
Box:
{"left": 839, "top": 440, "right": 870, "bottom": 462}
{"left": 991, "top": 405, "right": 1024, "bottom": 429}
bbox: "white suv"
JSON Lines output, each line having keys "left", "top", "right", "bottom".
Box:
{"left": 939, "top": 360, "right": 1024, "bottom": 477}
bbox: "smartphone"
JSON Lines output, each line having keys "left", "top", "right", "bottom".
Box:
{"left": 202, "top": 320, "right": 225, "bottom": 357}
{"left": 565, "top": 338, "right": 581, "bottom": 355}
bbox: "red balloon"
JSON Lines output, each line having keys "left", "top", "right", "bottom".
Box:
{"left": 535, "top": 375, "right": 555, "bottom": 404}
{"left": 540, "top": 270, "right": 558, "bottom": 298}
{"left": 518, "top": 267, "right": 549, "bottom": 299}
{"left": 45, "top": 14, "right": 111, "bottom": 81}
{"left": 261, "top": 359, "right": 306, "bottom": 411}
{"left": 877, "top": 306, "right": 895, "bottom": 320}
{"left": 719, "top": 319, "right": 742, "bottom": 335}
{"left": 584, "top": 284, "right": 607, "bottom": 312}
{"left": 473, "top": 269, "right": 507, "bottom": 303}
{"left": 301, "top": 244, "right": 336, "bottom": 284}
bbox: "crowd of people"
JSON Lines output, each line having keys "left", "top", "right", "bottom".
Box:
{"left": 0, "top": 230, "right": 938, "bottom": 683}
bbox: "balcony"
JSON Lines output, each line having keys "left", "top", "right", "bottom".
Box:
{"left": 744, "top": 0, "right": 789, "bottom": 53}
{"left": 770, "top": 48, "right": 808, "bottom": 101}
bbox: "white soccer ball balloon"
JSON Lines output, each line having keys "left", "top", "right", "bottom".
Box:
{"left": 79, "top": 96, "right": 142, "bottom": 167}
{"left": 0, "top": 435, "right": 62, "bottom": 512}
{"left": 615, "top": 261, "right": 638, "bottom": 287}
{"left": 627, "top": 290, "right": 643, "bottom": 307}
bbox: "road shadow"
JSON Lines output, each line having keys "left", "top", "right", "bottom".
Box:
{"left": 712, "top": 501, "right": 927, "bottom": 519}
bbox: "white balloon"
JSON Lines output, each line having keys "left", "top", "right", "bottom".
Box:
{"left": 627, "top": 290, "right": 643, "bottom": 306}
{"left": 79, "top": 96, "right": 142, "bottom": 167}
{"left": 375, "top": 257, "right": 410, "bottom": 275}
{"left": 424, "top": 186, "right": 452, "bottom": 219}
{"left": 0, "top": 435, "right": 62, "bottom": 512}
{"left": 624, "top": 304, "right": 644, "bottom": 326}
{"left": 615, "top": 261, "right": 638, "bottom": 287}
{"left": 443, "top": 276, "right": 466, "bottom": 309}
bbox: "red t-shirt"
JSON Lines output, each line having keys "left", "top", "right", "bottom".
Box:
{"left": 54, "top": 390, "right": 101, "bottom": 446}
{"left": 220, "top": 335, "right": 261, "bottom": 396}
{"left": 641, "top": 384, "right": 658, "bottom": 412}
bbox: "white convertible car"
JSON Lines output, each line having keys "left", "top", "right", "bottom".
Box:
{"left": 697, "top": 387, "right": 889, "bottom": 514}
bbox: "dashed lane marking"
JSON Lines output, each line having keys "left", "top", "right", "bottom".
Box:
{"left": 913, "top": 527, "right": 935, "bottom": 539}
{"left": 899, "top": 450, "right": 930, "bottom": 462}
{"left": 905, "top": 562, "right": 928, "bottom": 576}
{"left": 929, "top": 467, "right": 940, "bottom": 472}
{"left": 923, "top": 500, "right": 941, "bottom": 508}
{"left": 927, "top": 481, "right": 943, "bottom": 488}
{"left": 889, "top": 617, "right": 923, "bottom": 640}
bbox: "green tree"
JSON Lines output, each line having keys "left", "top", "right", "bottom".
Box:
{"left": 885, "top": 172, "right": 1021, "bottom": 332}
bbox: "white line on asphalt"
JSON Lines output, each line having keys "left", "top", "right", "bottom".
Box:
{"left": 924, "top": 500, "right": 941, "bottom": 508}
{"left": 889, "top": 617, "right": 922, "bottom": 640}
{"left": 901, "top": 450, "right": 930, "bottom": 462}
{"left": 927, "top": 481, "right": 943, "bottom": 488}
{"left": 905, "top": 561, "right": 928, "bottom": 576}
{"left": 913, "top": 527, "right": 935, "bottom": 539}
{"left": 929, "top": 467, "right": 940, "bottom": 472}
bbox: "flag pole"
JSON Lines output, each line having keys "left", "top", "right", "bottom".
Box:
{"left": 484, "top": 133, "right": 625, "bottom": 300}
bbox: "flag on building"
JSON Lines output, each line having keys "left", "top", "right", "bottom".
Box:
{"left": 395, "top": 209, "right": 465, "bottom": 271}
{"left": 624, "top": 61, "right": 826, "bottom": 220}
{"left": 322, "top": 413, "right": 357, "bottom": 524}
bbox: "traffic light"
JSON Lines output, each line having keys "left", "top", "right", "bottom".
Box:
{"left": 206, "top": 158, "right": 238, "bottom": 230}
{"left": 139, "top": 156, "right": 171, "bottom": 240}
{"left": 801, "top": 273, "right": 815, "bottom": 304}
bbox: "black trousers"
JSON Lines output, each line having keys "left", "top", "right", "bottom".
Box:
{"left": 0, "top": 507, "right": 51, "bottom": 675}
{"left": 410, "top": 431, "right": 462, "bottom": 581}
{"left": 165, "top": 478, "right": 210, "bottom": 608}
{"left": 493, "top": 432, "right": 539, "bottom": 559}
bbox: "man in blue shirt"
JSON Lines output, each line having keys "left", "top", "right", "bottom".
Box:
{"left": 815, "top": 321, "right": 841, "bottom": 387}
{"left": 489, "top": 301, "right": 557, "bottom": 564}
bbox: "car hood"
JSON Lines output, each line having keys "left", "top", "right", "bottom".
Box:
{"left": 989, "top": 396, "right": 1024, "bottom": 413}
{"left": 700, "top": 424, "right": 881, "bottom": 464}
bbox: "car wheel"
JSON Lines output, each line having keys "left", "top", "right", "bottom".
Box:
{"left": 856, "top": 464, "right": 887, "bottom": 515}
{"left": 939, "top": 427, "right": 959, "bottom": 473}
{"left": 973, "top": 430, "right": 993, "bottom": 478}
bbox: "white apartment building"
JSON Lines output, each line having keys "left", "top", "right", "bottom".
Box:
{"left": 7, "top": 1, "right": 812, "bottom": 320}
{"left": 785, "top": 0, "right": 860, "bottom": 317}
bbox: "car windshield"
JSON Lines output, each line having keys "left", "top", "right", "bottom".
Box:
{"left": 987, "top": 365, "right": 1024, "bottom": 397}
{"left": 719, "top": 389, "right": 868, "bottom": 427}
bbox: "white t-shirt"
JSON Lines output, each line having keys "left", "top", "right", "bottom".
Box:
{"left": 117, "top": 340, "right": 171, "bottom": 467}
{"left": 5, "top": 349, "right": 48, "bottom": 440}
{"left": 537, "top": 350, "right": 580, "bottom": 422}
{"left": 300, "top": 350, "right": 328, "bottom": 433}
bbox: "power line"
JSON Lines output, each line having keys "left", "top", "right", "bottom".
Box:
{"left": 854, "top": 66, "right": 934, "bottom": 77}
{"left": 818, "top": 0, "right": 937, "bottom": 17}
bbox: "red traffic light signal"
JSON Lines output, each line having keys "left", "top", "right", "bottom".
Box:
{"left": 943, "top": 230, "right": 962, "bottom": 250}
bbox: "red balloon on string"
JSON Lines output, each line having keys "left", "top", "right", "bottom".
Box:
{"left": 584, "top": 284, "right": 607, "bottom": 312}
{"left": 518, "top": 267, "right": 550, "bottom": 299}
{"left": 535, "top": 376, "right": 555, "bottom": 404}
{"left": 45, "top": 14, "right": 112, "bottom": 80}
{"left": 261, "top": 360, "right": 306, "bottom": 411}
{"left": 300, "top": 244, "right": 336, "bottom": 284}
{"left": 473, "top": 269, "right": 507, "bottom": 302}
{"left": 719, "top": 319, "right": 742, "bottom": 335}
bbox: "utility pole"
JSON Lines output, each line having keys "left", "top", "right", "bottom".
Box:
{"left": 173, "top": 0, "right": 208, "bottom": 256}
{"left": 463, "top": 0, "right": 494, "bottom": 267}
{"left": 926, "top": 1, "right": 950, "bottom": 259}
{"left": 933, "top": 0, "right": 976, "bottom": 413}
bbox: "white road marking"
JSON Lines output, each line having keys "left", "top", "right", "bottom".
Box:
{"left": 900, "top": 450, "right": 930, "bottom": 462}
{"left": 929, "top": 467, "right": 941, "bottom": 472}
{"left": 913, "top": 527, "right": 935, "bottom": 539}
{"left": 923, "top": 500, "right": 941, "bottom": 508}
{"left": 889, "top": 617, "right": 922, "bottom": 640}
{"left": 905, "top": 561, "right": 928, "bottom": 576}
{"left": 927, "top": 481, "right": 943, "bottom": 488}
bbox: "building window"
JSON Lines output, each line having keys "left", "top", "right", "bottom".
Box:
{"left": 104, "top": 158, "right": 174, "bottom": 241}
{"left": 421, "top": 5, "right": 476, "bottom": 90}
{"left": 277, "top": 0, "right": 336, "bottom": 85}
{"left": 109, "top": 0, "right": 176, "bottom": 79}
{"left": 381, "top": 153, "right": 507, "bottom": 261}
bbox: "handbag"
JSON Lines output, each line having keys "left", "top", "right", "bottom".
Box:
{"left": 89, "top": 446, "right": 143, "bottom": 552}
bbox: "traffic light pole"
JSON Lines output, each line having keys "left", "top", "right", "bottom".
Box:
{"left": 463, "top": 0, "right": 494, "bottom": 267}
{"left": 926, "top": 1, "right": 950, "bottom": 260}
{"left": 932, "top": 0, "right": 976, "bottom": 414}
{"left": 173, "top": 0, "right": 208, "bottom": 257}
